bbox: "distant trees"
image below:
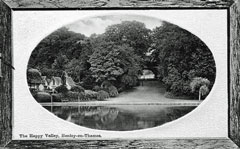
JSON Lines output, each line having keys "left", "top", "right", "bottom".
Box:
{"left": 40, "top": 68, "right": 62, "bottom": 79}
{"left": 52, "top": 55, "right": 69, "bottom": 70}
{"left": 151, "top": 22, "right": 215, "bottom": 97}
{"left": 28, "top": 27, "right": 86, "bottom": 69}
{"left": 66, "top": 58, "right": 87, "bottom": 83}
{"left": 104, "top": 21, "right": 151, "bottom": 57}
{"left": 28, "top": 20, "right": 216, "bottom": 100}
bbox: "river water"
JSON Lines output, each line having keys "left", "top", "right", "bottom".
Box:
{"left": 42, "top": 80, "right": 199, "bottom": 131}
{"left": 44, "top": 105, "right": 196, "bottom": 131}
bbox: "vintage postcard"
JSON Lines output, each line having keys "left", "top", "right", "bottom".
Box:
{"left": 11, "top": 9, "right": 228, "bottom": 140}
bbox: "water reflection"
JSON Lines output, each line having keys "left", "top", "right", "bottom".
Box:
{"left": 44, "top": 105, "right": 196, "bottom": 131}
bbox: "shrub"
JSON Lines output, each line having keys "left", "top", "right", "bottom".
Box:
{"left": 85, "top": 90, "right": 98, "bottom": 99}
{"left": 81, "top": 76, "right": 96, "bottom": 89}
{"left": 200, "top": 85, "right": 209, "bottom": 96}
{"left": 55, "top": 85, "right": 68, "bottom": 94}
{"left": 30, "top": 88, "right": 38, "bottom": 97}
{"left": 117, "top": 83, "right": 126, "bottom": 93}
{"left": 85, "top": 90, "right": 98, "bottom": 94}
{"left": 190, "top": 77, "right": 210, "bottom": 100}
{"left": 52, "top": 93, "right": 62, "bottom": 102}
{"left": 93, "top": 85, "right": 101, "bottom": 92}
{"left": 108, "top": 85, "right": 119, "bottom": 97}
{"left": 41, "top": 68, "right": 62, "bottom": 78}
{"left": 70, "top": 85, "right": 85, "bottom": 93}
{"left": 101, "top": 80, "right": 112, "bottom": 88}
{"left": 190, "top": 77, "right": 210, "bottom": 93}
{"left": 65, "top": 91, "right": 85, "bottom": 101}
{"left": 164, "top": 91, "right": 192, "bottom": 100}
{"left": 164, "top": 91, "right": 175, "bottom": 99}
{"left": 27, "top": 68, "right": 43, "bottom": 85}
{"left": 35, "top": 92, "right": 51, "bottom": 102}
{"left": 97, "top": 90, "right": 109, "bottom": 101}
{"left": 121, "top": 74, "right": 138, "bottom": 88}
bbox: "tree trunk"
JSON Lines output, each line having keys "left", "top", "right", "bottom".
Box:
{"left": 198, "top": 89, "right": 201, "bottom": 101}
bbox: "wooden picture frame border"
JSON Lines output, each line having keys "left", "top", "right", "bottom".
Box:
{"left": 0, "top": 0, "right": 239, "bottom": 148}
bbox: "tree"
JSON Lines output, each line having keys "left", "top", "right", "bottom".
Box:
{"left": 28, "top": 27, "right": 86, "bottom": 69}
{"left": 41, "top": 68, "right": 62, "bottom": 78}
{"left": 120, "top": 74, "right": 138, "bottom": 89}
{"left": 52, "top": 55, "right": 69, "bottom": 70}
{"left": 66, "top": 58, "right": 87, "bottom": 83}
{"left": 28, "top": 20, "right": 216, "bottom": 99}
{"left": 199, "top": 85, "right": 209, "bottom": 101}
{"left": 104, "top": 21, "right": 151, "bottom": 57}
{"left": 88, "top": 42, "right": 141, "bottom": 87}
{"left": 190, "top": 77, "right": 210, "bottom": 100}
{"left": 55, "top": 85, "right": 68, "bottom": 94}
{"left": 27, "top": 68, "right": 43, "bottom": 86}
{"left": 151, "top": 21, "right": 216, "bottom": 96}
{"left": 70, "top": 85, "right": 85, "bottom": 93}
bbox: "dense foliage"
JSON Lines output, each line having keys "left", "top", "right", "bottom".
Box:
{"left": 28, "top": 20, "right": 216, "bottom": 99}
{"left": 55, "top": 85, "right": 68, "bottom": 94}
{"left": 70, "top": 85, "right": 85, "bottom": 93}
{"left": 103, "top": 21, "right": 151, "bottom": 58}
{"left": 151, "top": 22, "right": 215, "bottom": 96}
{"left": 27, "top": 68, "right": 43, "bottom": 84}
{"left": 190, "top": 77, "right": 210, "bottom": 99}
{"left": 34, "top": 92, "right": 51, "bottom": 102}
{"left": 89, "top": 42, "right": 141, "bottom": 89}
{"left": 97, "top": 90, "right": 110, "bottom": 101}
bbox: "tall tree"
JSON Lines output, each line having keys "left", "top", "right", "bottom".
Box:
{"left": 103, "top": 21, "right": 151, "bottom": 58}
{"left": 88, "top": 42, "right": 141, "bottom": 87}
{"left": 151, "top": 22, "right": 216, "bottom": 96}
{"left": 28, "top": 27, "right": 86, "bottom": 69}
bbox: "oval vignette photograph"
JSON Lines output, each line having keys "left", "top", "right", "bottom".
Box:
{"left": 27, "top": 14, "right": 216, "bottom": 131}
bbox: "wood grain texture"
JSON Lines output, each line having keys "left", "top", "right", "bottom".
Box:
{"left": 230, "top": 0, "right": 240, "bottom": 147}
{"left": 0, "top": 0, "right": 12, "bottom": 147}
{"left": 5, "top": 139, "right": 240, "bottom": 148}
{"left": 2, "top": 0, "right": 234, "bottom": 8}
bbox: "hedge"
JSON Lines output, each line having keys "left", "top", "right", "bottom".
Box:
{"left": 35, "top": 92, "right": 51, "bottom": 102}
{"left": 70, "top": 85, "right": 85, "bottom": 93}
{"left": 65, "top": 91, "right": 85, "bottom": 101}
{"left": 108, "top": 85, "right": 119, "bottom": 97}
{"left": 85, "top": 90, "right": 98, "bottom": 100}
{"left": 52, "top": 93, "right": 63, "bottom": 102}
{"left": 93, "top": 85, "right": 101, "bottom": 92}
{"left": 97, "top": 90, "right": 110, "bottom": 101}
{"left": 55, "top": 85, "right": 68, "bottom": 94}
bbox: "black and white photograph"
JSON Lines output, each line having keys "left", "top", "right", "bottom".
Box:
{"left": 26, "top": 14, "right": 216, "bottom": 131}
{"left": 10, "top": 10, "right": 228, "bottom": 139}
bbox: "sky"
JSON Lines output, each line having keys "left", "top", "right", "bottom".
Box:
{"left": 65, "top": 14, "right": 163, "bottom": 37}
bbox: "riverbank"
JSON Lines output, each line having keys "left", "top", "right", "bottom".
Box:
{"left": 40, "top": 80, "right": 202, "bottom": 106}
{"left": 41, "top": 101, "right": 201, "bottom": 106}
